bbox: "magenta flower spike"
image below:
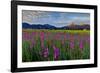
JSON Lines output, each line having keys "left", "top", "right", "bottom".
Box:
{"left": 40, "top": 32, "right": 44, "bottom": 49}
{"left": 43, "top": 48, "right": 49, "bottom": 58}
{"left": 70, "top": 42, "right": 74, "bottom": 49}
{"left": 32, "top": 32, "right": 35, "bottom": 37}
{"left": 25, "top": 32, "right": 29, "bottom": 40}
{"left": 22, "top": 32, "right": 27, "bottom": 40}
{"left": 79, "top": 40, "right": 83, "bottom": 50}
{"left": 53, "top": 46, "right": 60, "bottom": 60}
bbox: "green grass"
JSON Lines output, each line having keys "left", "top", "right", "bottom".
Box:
{"left": 22, "top": 29, "right": 90, "bottom": 62}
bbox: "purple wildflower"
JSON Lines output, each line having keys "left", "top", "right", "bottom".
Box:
{"left": 43, "top": 48, "right": 49, "bottom": 58}
{"left": 70, "top": 42, "right": 74, "bottom": 49}
{"left": 40, "top": 32, "right": 44, "bottom": 49}
{"left": 69, "top": 34, "right": 75, "bottom": 49}
{"left": 53, "top": 46, "right": 60, "bottom": 60}
{"left": 22, "top": 32, "right": 30, "bottom": 41}
{"left": 79, "top": 40, "right": 83, "bottom": 50}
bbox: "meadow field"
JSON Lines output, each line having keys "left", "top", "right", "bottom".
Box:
{"left": 22, "top": 29, "right": 90, "bottom": 62}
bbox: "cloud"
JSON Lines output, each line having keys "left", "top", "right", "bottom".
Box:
{"left": 22, "top": 10, "right": 90, "bottom": 27}
{"left": 22, "top": 10, "right": 52, "bottom": 24}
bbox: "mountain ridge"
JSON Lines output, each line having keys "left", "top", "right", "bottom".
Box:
{"left": 22, "top": 22, "right": 90, "bottom": 30}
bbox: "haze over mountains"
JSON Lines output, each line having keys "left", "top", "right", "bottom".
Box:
{"left": 22, "top": 22, "right": 90, "bottom": 30}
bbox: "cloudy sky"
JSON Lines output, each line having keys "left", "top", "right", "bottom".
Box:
{"left": 22, "top": 10, "right": 90, "bottom": 27}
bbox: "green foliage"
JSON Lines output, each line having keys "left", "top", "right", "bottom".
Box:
{"left": 22, "top": 29, "right": 90, "bottom": 62}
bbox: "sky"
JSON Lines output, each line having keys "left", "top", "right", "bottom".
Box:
{"left": 22, "top": 10, "right": 90, "bottom": 27}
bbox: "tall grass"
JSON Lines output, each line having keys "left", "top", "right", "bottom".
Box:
{"left": 22, "top": 29, "right": 90, "bottom": 62}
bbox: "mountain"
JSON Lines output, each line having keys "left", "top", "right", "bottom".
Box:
{"left": 22, "top": 22, "right": 90, "bottom": 30}
{"left": 61, "top": 24, "right": 90, "bottom": 30}
{"left": 42, "top": 24, "right": 56, "bottom": 29}
{"left": 22, "top": 23, "right": 56, "bottom": 29}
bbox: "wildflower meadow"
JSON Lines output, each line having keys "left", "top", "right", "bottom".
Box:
{"left": 22, "top": 29, "right": 90, "bottom": 62}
